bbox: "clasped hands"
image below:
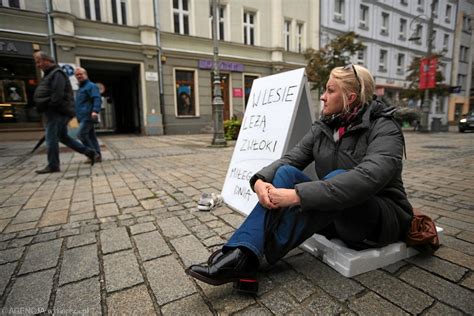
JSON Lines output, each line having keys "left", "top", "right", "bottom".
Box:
{"left": 254, "top": 179, "right": 301, "bottom": 210}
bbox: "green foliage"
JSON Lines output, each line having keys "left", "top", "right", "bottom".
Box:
{"left": 224, "top": 116, "right": 241, "bottom": 140}
{"left": 304, "top": 32, "right": 366, "bottom": 91}
{"left": 401, "top": 54, "right": 450, "bottom": 100}
{"left": 394, "top": 107, "right": 422, "bottom": 125}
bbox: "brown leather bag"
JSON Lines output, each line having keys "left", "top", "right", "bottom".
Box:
{"left": 406, "top": 208, "right": 440, "bottom": 251}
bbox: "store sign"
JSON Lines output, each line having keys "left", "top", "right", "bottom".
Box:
{"left": 233, "top": 88, "right": 243, "bottom": 97}
{"left": 198, "top": 60, "right": 244, "bottom": 72}
{"left": 0, "top": 39, "right": 33, "bottom": 56}
{"left": 221, "top": 68, "right": 314, "bottom": 215}
{"left": 419, "top": 57, "right": 437, "bottom": 90}
{"left": 145, "top": 71, "right": 158, "bottom": 81}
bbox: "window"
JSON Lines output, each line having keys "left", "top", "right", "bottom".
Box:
{"left": 415, "top": 24, "right": 423, "bottom": 44}
{"left": 359, "top": 5, "right": 369, "bottom": 29}
{"left": 443, "top": 33, "right": 449, "bottom": 50}
{"left": 432, "top": 0, "right": 438, "bottom": 18}
{"left": 435, "top": 96, "right": 445, "bottom": 114}
{"left": 284, "top": 20, "right": 291, "bottom": 51}
{"left": 462, "top": 14, "right": 472, "bottom": 32}
{"left": 84, "top": 0, "right": 101, "bottom": 21}
{"left": 111, "top": 0, "right": 127, "bottom": 25}
{"left": 175, "top": 69, "right": 196, "bottom": 116}
{"left": 244, "top": 75, "right": 259, "bottom": 108}
{"left": 296, "top": 23, "right": 304, "bottom": 53}
{"left": 356, "top": 48, "right": 366, "bottom": 65}
{"left": 400, "top": 0, "right": 408, "bottom": 5}
{"left": 417, "top": 0, "right": 424, "bottom": 12}
{"left": 243, "top": 11, "right": 255, "bottom": 45}
{"left": 334, "top": 0, "right": 345, "bottom": 22}
{"left": 173, "top": 0, "right": 189, "bottom": 35}
{"left": 379, "top": 49, "right": 388, "bottom": 71}
{"left": 0, "top": 0, "right": 21, "bottom": 8}
{"left": 445, "top": 4, "right": 452, "bottom": 23}
{"left": 399, "top": 18, "right": 407, "bottom": 40}
{"left": 210, "top": 4, "right": 225, "bottom": 40}
{"left": 396, "top": 53, "right": 405, "bottom": 74}
{"left": 381, "top": 12, "right": 389, "bottom": 35}
{"left": 457, "top": 74, "right": 467, "bottom": 90}
{"left": 460, "top": 46, "right": 469, "bottom": 63}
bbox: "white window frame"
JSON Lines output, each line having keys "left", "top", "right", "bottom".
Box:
{"left": 462, "top": 15, "right": 471, "bottom": 32}
{"left": 173, "top": 68, "right": 200, "bottom": 117}
{"left": 0, "top": 0, "right": 25, "bottom": 9}
{"left": 417, "top": 0, "right": 424, "bottom": 12}
{"left": 460, "top": 46, "right": 469, "bottom": 63}
{"left": 379, "top": 49, "right": 388, "bottom": 72}
{"left": 443, "top": 33, "right": 449, "bottom": 50}
{"left": 396, "top": 53, "right": 405, "bottom": 74}
{"left": 381, "top": 12, "right": 389, "bottom": 35}
{"left": 210, "top": 4, "right": 226, "bottom": 40}
{"left": 83, "top": 0, "right": 102, "bottom": 21}
{"left": 173, "top": 0, "right": 190, "bottom": 35}
{"left": 356, "top": 48, "right": 366, "bottom": 66}
{"left": 334, "top": 0, "right": 345, "bottom": 22}
{"left": 415, "top": 24, "right": 423, "bottom": 45}
{"left": 110, "top": 0, "right": 129, "bottom": 25}
{"left": 243, "top": 10, "right": 256, "bottom": 46}
{"left": 399, "top": 18, "right": 407, "bottom": 40}
{"left": 445, "top": 4, "right": 452, "bottom": 23}
{"left": 359, "top": 5, "right": 369, "bottom": 29}
{"left": 296, "top": 22, "right": 304, "bottom": 53}
{"left": 284, "top": 19, "right": 291, "bottom": 51}
{"left": 433, "top": 0, "right": 439, "bottom": 18}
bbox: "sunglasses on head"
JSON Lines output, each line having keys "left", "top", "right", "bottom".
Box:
{"left": 343, "top": 63, "right": 361, "bottom": 92}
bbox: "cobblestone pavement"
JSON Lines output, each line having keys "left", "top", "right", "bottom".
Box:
{"left": 0, "top": 131, "right": 472, "bottom": 315}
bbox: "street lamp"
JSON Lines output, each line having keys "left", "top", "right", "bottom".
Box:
{"left": 408, "top": 1, "right": 436, "bottom": 132}
{"left": 211, "top": 0, "right": 227, "bottom": 146}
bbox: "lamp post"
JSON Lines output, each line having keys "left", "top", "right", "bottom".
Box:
{"left": 211, "top": 0, "right": 227, "bottom": 146}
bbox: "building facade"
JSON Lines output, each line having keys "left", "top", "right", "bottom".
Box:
{"left": 320, "top": 0, "right": 457, "bottom": 130}
{"left": 0, "top": 0, "right": 319, "bottom": 136}
{"left": 448, "top": 0, "right": 474, "bottom": 124}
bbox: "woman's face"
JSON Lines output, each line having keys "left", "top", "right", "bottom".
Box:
{"left": 320, "top": 78, "right": 344, "bottom": 116}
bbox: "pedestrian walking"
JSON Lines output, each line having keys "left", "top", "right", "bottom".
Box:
{"left": 74, "top": 67, "right": 102, "bottom": 163}
{"left": 33, "top": 51, "right": 96, "bottom": 174}
{"left": 186, "top": 64, "right": 413, "bottom": 291}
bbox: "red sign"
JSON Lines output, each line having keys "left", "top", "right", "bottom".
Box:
{"left": 233, "top": 88, "right": 243, "bottom": 97}
{"left": 419, "top": 57, "right": 437, "bottom": 90}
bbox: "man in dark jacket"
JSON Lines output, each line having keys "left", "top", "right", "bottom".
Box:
{"left": 74, "top": 67, "right": 102, "bottom": 163}
{"left": 33, "top": 51, "right": 96, "bottom": 174}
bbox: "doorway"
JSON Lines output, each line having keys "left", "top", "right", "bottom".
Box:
{"left": 79, "top": 59, "right": 141, "bottom": 134}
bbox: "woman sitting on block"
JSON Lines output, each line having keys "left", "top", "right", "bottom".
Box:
{"left": 186, "top": 64, "right": 414, "bottom": 290}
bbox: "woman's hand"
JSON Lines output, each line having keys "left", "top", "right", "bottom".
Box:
{"left": 254, "top": 179, "right": 278, "bottom": 209}
{"left": 267, "top": 188, "right": 301, "bottom": 208}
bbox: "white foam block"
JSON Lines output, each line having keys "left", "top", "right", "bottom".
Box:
{"left": 300, "top": 226, "right": 444, "bottom": 278}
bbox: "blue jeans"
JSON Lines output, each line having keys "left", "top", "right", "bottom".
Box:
{"left": 44, "top": 113, "right": 92, "bottom": 170}
{"left": 224, "top": 165, "right": 380, "bottom": 264}
{"left": 78, "top": 120, "right": 101, "bottom": 156}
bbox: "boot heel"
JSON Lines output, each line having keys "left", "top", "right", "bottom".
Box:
{"left": 233, "top": 278, "right": 258, "bottom": 295}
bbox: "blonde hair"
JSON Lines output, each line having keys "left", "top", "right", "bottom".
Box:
{"left": 329, "top": 64, "right": 375, "bottom": 112}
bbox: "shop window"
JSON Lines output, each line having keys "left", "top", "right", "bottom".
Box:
{"left": 210, "top": 4, "right": 225, "bottom": 40}
{"left": 175, "top": 69, "right": 196, "bottom": 116}
{"left": 243, "top": 11, "right": 255, "bottom": 45}
{"left": 244, "top": 75, "right": 259, "bottom": 109}
{"left": 111, "top": 0, "right": 127, "bottom": 25}
{"left": 173, "top": 0, "right": 190, "bottom": 35}
{"left": 84, "top": 0, "right": 102, "bottom": 21}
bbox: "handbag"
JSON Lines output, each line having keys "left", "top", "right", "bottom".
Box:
{"left": 405, "top": 208, "right": 440, "bottom": 251}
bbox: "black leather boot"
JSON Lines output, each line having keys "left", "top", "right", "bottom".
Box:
{"left": 186, "top": 248, "right": 258, "bottom": 286}
{"left": 207, "top": 249, "right": 224, "bottom": 265}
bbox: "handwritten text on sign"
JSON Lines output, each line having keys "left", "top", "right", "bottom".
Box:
{"left": 221, "top": 68, "right": 306, "bottom": 215}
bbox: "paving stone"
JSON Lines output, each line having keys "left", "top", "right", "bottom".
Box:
{"left": 59, "top": 244, "right": 99, "bottom": 285}
{"left": 286, "top": 253, "right": 364, "bottom": 301}
{"left": 140, "top": 198, "right": 163, "bottom": 210}
{"left": 2, "top": 196, "right": 28, "bottom": 207}
{"left": 460, "top": 273, "right": 474, "bottom": 290}
{"left": 3, "top": 221, "right": 37, "bottom": 234}
{"left": 457, "top": 230, "right": 474, "bottom": 243}
{"left": 299, "top": 287, "right": 347, "bottom": 315}
{"left": 198, "top": 281, "right": 255, "bottom": 314}
{"left": 234, "top": 305, "right": 272, "bottom": 316}
{"left": 3, "top": 269, "right": 55, "bottom": 313}
{"left": 440, "top": 235, "right": 474, "bottom": 256}
{"left": 260, "top": 288, "right": 299, "bottom": 314}
{"left": 424, "top": 302, "right": 465, "bottom": 316}
{"left": 348, "top": 291, "right": 408, "bottom": 315}
{"left": 100, "top": 227, "right": 131, "bottom": 254}
{"left": 400, "top": 266, "right": 474, "bottom": 314}
{"left": 267, "top": 263, "right": 314, "bottom": 303}
{"left": 355, "top": 270, "right": 434, "bottom": 314}
{"left": 116, "top": 195, "right": 139, "bottom": 208}
{"left": 40, "top": 225, "right": 61, "bottom": 233}
{"left": 67, "top": 232, "right": 96, "bottom": 248}
{"left": 157, "top": 217, "right": 190, "bottom": 239}
{"left": 133, "top": 230, "right": 171, "bottom": 261}
{"left": 107, "top": 285, "right": 156, "bottom": 315}
{"left": 38, "top": 210, "right": 68, "bottom": 227}
{"left": 202, "top": 235, "right": 226, "bottom": 247}
{"left": 406, "top": 253, "right": 468, "bottom": 282}
{"left": 144, "top": 256, "right": 195, "bottom": 305}
{"left": 33, "top": 232, "right": 57, "bottom": 243}
{"left": 70, "top": 200, "right": 94, "bottom": 214}
{"left": 11, "top": 208, "right": 44, "bottom": 224}
{"left": 130, "top": 222, "right": 156, "bottom": 235}
{"left": 172, "top": 235, "right": 210, "bottom": 267}
{"left": 103, "top": 250, "right": 143, "bottom": 293}
{"left": 55, "top": 277, "right": 101, "bottom": 315}
{"left": 161, "top": 293, "right": 212, "bottom": 315}
{"left": 96, "top": 203, "right": 119, "bottom": 218}
{"left": 0, "top": 262, "right": 16, "bottom": 296}
{"left": 0, "top": 247, "right": 24, "bottom": 264}
{"left": 8, "top": 236, "right": 33, "bottom": 248}
{"left": 382, "top": 260, "right": 407, "bottom": 274}
{"left": 19, "top": 239, "right": 62, "bottom": 275}
{"left": 94, "top": 192, "right": 115, "bottom": 205}
{"left": 133, "top": 188, "right": 155, "bottom": 200}
{"left": 70, "top": 212, "right": 95, "bottom": 223}
{"left": 46, "top": 198, "right": 70, "bottom": 212}
{"left": 136, "top": 215, "right": 155, "bottom": 223}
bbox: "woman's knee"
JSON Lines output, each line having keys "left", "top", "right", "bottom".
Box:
{"left": 274, "top": 165, "right": 299, "bottom": 179}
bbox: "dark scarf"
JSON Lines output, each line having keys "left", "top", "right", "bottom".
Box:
{"left": 321, "top": 103, "right": 367, "bottom": 139}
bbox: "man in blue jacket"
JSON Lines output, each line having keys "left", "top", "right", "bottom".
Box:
{"left": 74, "top": 67, "right": 102, "bottom": 163}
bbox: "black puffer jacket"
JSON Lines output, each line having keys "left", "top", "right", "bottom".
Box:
{"left": 33, "top": 65, "right": 75, "bottom": 118}
{"left": 250, "top": 99, "right": 413, "bottom": 244}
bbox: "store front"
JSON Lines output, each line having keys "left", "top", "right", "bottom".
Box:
{"left": 0, "top": 39, "right": 41, "bottom": 131}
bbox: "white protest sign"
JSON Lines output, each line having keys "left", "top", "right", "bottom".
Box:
{"left": 221, "top": 68, "right": 314, "bottom": 215}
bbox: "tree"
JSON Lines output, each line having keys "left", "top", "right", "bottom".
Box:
{"left": 304, "top": 32, "right": 365, "bottom": 91}
{"left": 400, "top": 53, "right": 449, "bottom": 100}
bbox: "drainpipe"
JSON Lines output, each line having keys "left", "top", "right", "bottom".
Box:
{"left": 153, "top": 0, "right": 166, "bottom": 134}
{"left": 45, "top": 0, "right": 56, "bottom": 60}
